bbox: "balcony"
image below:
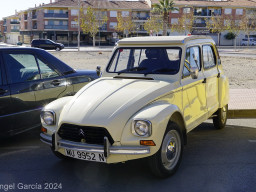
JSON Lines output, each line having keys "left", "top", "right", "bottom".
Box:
{"left": 44, "top": 25, "right": 68, "bottom": 30}
{"left": 44, "top": 13, "right": 68, "bottom": 18}
{"left": 10, "top": 21, "right": 20, "bottom": 24}
{"left": 32, "top": 15, "right": 37, "bottom": 19}
{"left": 24, "top": 16, "right": 28, "bottom": 20}
{"left": 11, "top": 29, "right": 19, "bottom": 32}
{"left": 132, "top": 15, "right": 150, "bottom": 20}
{"left": 193, "top": 23, "right": 207, "bottom": 28}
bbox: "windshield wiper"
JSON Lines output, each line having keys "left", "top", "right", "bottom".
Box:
{"left": 113, "top": 76, "right": 154, "bottom": 80}
{"left": 117, "top": 67, "right": 147, "bottom": 75}
{"left": 152, "top": 68, "right": 177, "bottom": 73}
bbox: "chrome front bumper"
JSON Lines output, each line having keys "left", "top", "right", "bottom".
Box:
{"left": 40, "top": 133, "right": 150, "bottom": 157}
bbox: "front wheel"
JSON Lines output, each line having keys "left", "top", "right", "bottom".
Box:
{"left": 213, "top": 104, "right": 228, "bottom": 129}
{"left": 56, "top": 47, "right": 61, "bottom": 51}
{"left": 148, "top": 123, "right": 183, "bottom": 178}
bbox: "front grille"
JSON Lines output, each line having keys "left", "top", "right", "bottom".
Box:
{"left": 58, "top": 124, "right": 114, "bottom": 145}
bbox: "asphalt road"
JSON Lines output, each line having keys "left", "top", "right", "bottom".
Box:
{"left": 0, "top": 121, "right": 255, "bottom": 192}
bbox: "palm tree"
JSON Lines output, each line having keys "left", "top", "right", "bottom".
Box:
{"left": 153, "top": 0, "right": 177, "bottom": 36}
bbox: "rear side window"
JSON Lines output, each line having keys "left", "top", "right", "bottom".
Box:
{"left": 203, "top": 45, "right": 216, "bottom": 69}
{"left": 3, "top": 53, "right": 40, "bottom": 84}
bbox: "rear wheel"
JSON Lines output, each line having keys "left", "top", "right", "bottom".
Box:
{"left": 148, "top": 123, "right": 183, "bottom": 178}
{"left": 213, "top": 104, "right": 228, "bottom": 129}
{"left": 56, "top": 47, "right": 61, "bottom": 51}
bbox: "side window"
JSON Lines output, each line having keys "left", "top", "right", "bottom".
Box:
{"left": 183, "top": 46, "right": 201, "bottom": 77}
{"left": 4, "top": 53, "right": 40, "bottom": 84}
{"left": 203, "top": 45, "right": 216, "bottom": 69}
{"left": 37, "top": 57, "right": 59, "bottom": 79}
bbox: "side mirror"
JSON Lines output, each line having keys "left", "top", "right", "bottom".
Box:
{"left": 190, "top": 67, "right": 199, "bottom": 79}
{"left": 96, "top": 66, "right": 101, "bottom": 77}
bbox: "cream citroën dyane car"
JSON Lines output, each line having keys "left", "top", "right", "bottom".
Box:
{"left": 40, "top": 36, "right": 229, "bottom": 178}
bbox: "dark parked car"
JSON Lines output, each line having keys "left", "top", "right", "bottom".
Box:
{"left": 0, "top": 47, "right": 98, "bottom": 137}
{"left": 31, "top": 39, "right": 64, "bottom": 51}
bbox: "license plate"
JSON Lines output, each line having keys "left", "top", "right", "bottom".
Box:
{"left": 65, "top": 149, "right": 106, "bottom": 162}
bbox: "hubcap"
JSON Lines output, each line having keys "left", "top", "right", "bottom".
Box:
{"left": 161, "top": 130, "right": 181, "bottom": 170}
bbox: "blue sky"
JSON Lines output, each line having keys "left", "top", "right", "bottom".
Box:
{"left": 1, "top": 0, "right": 50, "bottom": 20}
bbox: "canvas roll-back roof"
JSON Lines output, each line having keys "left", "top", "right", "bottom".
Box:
{"left": 117, "top": 36, "right": 215, "bottom": 46}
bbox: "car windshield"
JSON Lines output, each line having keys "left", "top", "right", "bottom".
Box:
{"left": 107, "top": 48, "right": 182, "bottom": 75}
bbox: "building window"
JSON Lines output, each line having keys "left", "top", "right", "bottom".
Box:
{"left": 109, "top": 22, "right": 117, "bottom": 29}
{"left": 171, "top": 18, "right": 178, "bottom": 24}
{"left": 71, "top": 21, "right": 78, "bottom": 28}
{"left": 110, "top": 11, "right": 117, "bottom": 17}
{"left": 172, "top": 7, "right": 179, "bottom": 14}
{"left": 224, "top": 8, "right": 232, "bottom": 14}
{"left": 71, "top": 9, "right": 78, "bottom": 16}
{"left": 183, "top": 8, "right": 190, "bottom": 14}
{"left": 122, "top": 11, "right": 129, "bottom": 17}
{"left": 236, "top": 9, "right": 243, "bottom": 15}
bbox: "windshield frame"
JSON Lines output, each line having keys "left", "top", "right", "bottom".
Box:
{"left": 106, "top": 47, "right": 182, "bottom": 76}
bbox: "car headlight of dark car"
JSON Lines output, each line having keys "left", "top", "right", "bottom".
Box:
{"left": 41, "top": 110, "right": 56, "bottom": 125}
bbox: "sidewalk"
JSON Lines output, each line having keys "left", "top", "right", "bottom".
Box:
{"left": 228, "top": 89, "right": 256, "bottom": 119}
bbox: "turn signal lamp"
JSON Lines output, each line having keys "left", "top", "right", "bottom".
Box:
{"left": 41, "top": 127, "right": 47, "bottom": 133}
{"left": 140, "top": 140, "right": 156, "bottom": 146}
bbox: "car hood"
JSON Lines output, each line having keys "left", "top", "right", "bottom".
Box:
{"left": 58, "top": 77, "right": 178, "bottom": 141}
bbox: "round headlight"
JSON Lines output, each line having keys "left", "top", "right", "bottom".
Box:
{"left": 134, "top": 120, "right": 151, "bottom": 136}
{"left": 41, "top": 111, "right": 55, "bottom": 125}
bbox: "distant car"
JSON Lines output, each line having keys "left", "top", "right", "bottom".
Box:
{"left": 31, "top": 39, "right": 64, "bottom": 51}
{"left": 0, "top": 47, "right": 99, "bottom": 137}
{"left": 241, "top": 38, "right": 256, "bottom": 46}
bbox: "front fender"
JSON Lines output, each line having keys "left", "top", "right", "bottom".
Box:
{"left": 121, "top": 101, "right": 183, "bottom": 157}
{"left": 42, "top": 96, "right": 73, "bottom": 135}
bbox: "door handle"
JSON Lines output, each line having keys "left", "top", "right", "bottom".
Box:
{"left": 51, "top": 80, "right": 61, "bottom": 86}
{"left": 217, "top": 73, "right": 220, "bottom": 78}
{"left": 202, "top": 78, "right": 207, "bottom": 83}
{"left": 0, "top": 89, "right": 8, "bottom": 95}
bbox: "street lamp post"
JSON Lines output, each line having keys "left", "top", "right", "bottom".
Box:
{"left": 78, "top": 0, "right": 81, "bottom": 51}
{"left": 72, "top": 0, "right": 81, "bottom": 51}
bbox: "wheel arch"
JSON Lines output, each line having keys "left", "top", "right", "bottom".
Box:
{"left": 168, "top": 112, "right": 187, "bottom": 145}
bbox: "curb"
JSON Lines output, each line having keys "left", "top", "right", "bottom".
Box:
{"left": 228, "top": 109, "right": 256, "bottom": 119}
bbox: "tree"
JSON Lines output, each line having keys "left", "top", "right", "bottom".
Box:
{"left": 226, "top": 17, "right": 240, "bottom": 49}
{"left": 171, "top": 12, "right": 194, "bottom": 35}
{"left": 79, "top": 6, "right": 108, "bottom": 47}
{"left": 205, "top": 15, "right": 229, "bottom": 46}
{"left": 240, "top": 13, "right": 256, "bottom": 47}
{"left": 144, "top": 16, "right": 162, "bottom": 36}
{"left": 116, "top": 12, "right": 135, "bottom": 38}
{"left": 152, "top": 0, "right": 177, "bottom": 36}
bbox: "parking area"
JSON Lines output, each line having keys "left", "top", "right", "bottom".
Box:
{"left": 0, "top": 121, "right": 255, "bottom": 192}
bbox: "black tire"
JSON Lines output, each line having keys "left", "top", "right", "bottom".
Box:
{"left": 213, "top": 104, "right": 228, "bottom": 129}
{"left": 148, "top": 122, "right": 184, "bottom": 178}
{"left": 56, "top": 47, "right": 61, "bottom": 51}
{"left": 51, "top": 148, "right": 73, "bottom": 160}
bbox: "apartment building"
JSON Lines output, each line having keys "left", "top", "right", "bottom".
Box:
{"left": 17, "top": 0, "right": 150, "bottom": 45}
{"left": 2, "top": 0, "right": 256, "bottom": 45}
{"left": 164, "top": 0, "right": 256, "bottom": 45}
{"left": 2, "top": 15, "right": 21, "bottom": 44}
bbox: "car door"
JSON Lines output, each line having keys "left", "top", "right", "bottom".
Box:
{"left": 0, "top": 52, "right": 13, "bottom": 135}
{"left": 181, "top": 46, "right": 208, "bottom": 131}
{"left": 2, "top": 51, "right": 41, "bottom": 135}
{"left": 33, "top": 54, "right": 68, "bottom": 108}
{"left": 202, "top": 45, "right": 219, "bottom": 116}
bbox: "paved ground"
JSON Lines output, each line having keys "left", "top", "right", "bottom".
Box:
{"left": 0, "top": 121, "right": 255, "bottom": 192}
